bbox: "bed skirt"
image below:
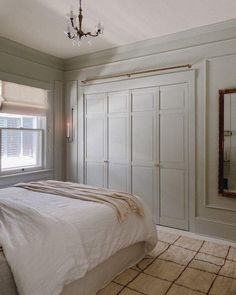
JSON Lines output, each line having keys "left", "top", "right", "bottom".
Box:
{"left": 0, "top": 242, "right": 145, "bottom": 295}
{"left": 0, "top": 248, "right": 18, "bottom": 295}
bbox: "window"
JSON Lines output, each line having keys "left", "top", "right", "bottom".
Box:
{"left": 0, "top": 81, "right": 48, "bottom": 175}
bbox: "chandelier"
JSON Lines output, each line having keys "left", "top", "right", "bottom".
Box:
{"left": 65, "top": 0, "right": 103, "bottom": 46}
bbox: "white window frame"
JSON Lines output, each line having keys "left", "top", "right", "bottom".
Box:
{"left": 0, "top": 126, "right": 44, "bottom": 175}
{"left": 0, "top": 72, "right": 54, "bottom": 177}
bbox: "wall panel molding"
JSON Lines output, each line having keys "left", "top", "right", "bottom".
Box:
{"left": 203, "top": 55, "right": 236, "bottom": 212}
{"left": 205, "top": 204, "right": 236, "bottom": 213}
{"left": 195, "top": 217, "right": 236, "bottom": 242}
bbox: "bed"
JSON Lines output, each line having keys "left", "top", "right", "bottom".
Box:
{"left": 0, "top": 182, "right": 157, "bottom": 295}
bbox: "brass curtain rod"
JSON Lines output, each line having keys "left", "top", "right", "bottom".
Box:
{"left": 81, "top": 64, "right": 192, "bottom": 84}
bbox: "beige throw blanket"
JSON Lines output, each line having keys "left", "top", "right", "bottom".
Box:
{"left": 15, "top": 180, "right": 145, "bottom": 222}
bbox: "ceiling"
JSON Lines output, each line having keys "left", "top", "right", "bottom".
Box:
{"left": 0, "top": 0, "right": 236, "bottom": 59}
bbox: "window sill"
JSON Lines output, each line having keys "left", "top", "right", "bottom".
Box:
{"left": 0, "top": 169, "right": 54, "bottom": 189}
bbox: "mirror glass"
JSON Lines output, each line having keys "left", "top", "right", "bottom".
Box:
{"left": 219, "top": 88, "right": 236, "bottom": 197}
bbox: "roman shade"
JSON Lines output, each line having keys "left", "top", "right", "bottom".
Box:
{"left": 0, "top": 81, "right": 48, "bottom": 116}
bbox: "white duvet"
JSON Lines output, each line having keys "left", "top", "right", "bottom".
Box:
{"left": 0, "top": 187, "right": 157, "bottom": 295}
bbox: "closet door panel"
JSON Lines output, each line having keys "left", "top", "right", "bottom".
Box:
{"left": 132, "top": 166, "right": 155, "bottom": 212}
{"left": 108, "top": 116, "right": 128, "bottom": 163}
{"left": 131, "top": 88, "right": 157, "bottom": 215}
{"left": 107, "top": 91, "right": 130, "bottom": 192}
{"left": 160, "top": 113, "right": 185, "bottom": 164}
{"left": 86, "top": 162, "right": 106, "bottom": 187}
{"left": 132, "top": 89, "right": 155, "bottom": 111}
{"left": 109, "top": 92, "right": 128, "bottom": 113}
{"left": 160, "top": 168, "right": 185, "bottom": 219}
{"left": 86, "top": 117, "right": 105, "bottom": 160}
{"left": 132, "top": 114, "right": 154, "bottom": 163}
{"left": 86, "top": 93, "right": 105, "bottom": 114}
{"left": 158, "top": 84, "right": 188, "bottom": 230}
{"left": 108, "top": 164, "right": 128, "bottom": 191}
{"left": 160, "top": 85, "right": 185, "bottom": 110}
{"left": 85, "top": 93, "right": 107, "bottom": 187}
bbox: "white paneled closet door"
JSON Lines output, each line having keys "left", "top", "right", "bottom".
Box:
{"left": 82, "top": 71, "right": 194, "bottom": 230}
{"left": 131, "top": 88, "right": 157, "bottom": 216}
{"left": 85, "top": 93, "right": 107, "bottom": 187}
{"left": 107, "top": 91, "right": 130, "bottom": 192}
{"left": 158, "top": 84, "right": 189, "bottom": 230}
{"left": 85, "top": 91, "right": 130, "bottom": 191}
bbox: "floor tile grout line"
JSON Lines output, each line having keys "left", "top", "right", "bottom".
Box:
{"left": 156, "top": 254, "right": 232, "bottom": 270}
{"left": 175, "top": 282, "right": 210, "bottom": 294}
{"left": 173, "top": 282, "right": 206, "bottom": 294}
{"left": 160, "top": 238, "right": 230, "bottom": 260}
{"left": 135, "top": 236, "right": 178, "bottom": 271}
{"left": 163, "top": 239, "right": 206, "bottom": 295}
{"left": 108, "top": 233, "right": 234, "bottom": 295}
{"left": 199, "top": 250, "right": 230, "bottom": 260}
{"left": 173, "top": 240, "right": 203, "bottom": 252}
{"left": 142, "top": 261, "right": 233, "bottom": 281}
{"left": 225, "top": 258, "right": 236, "bottom": 263}
{"left": 157, "top": 228, "right": 236, "bottom": 248}
{"left": 212, "top": 273, "right": 236, "bottom": 280}
{"left": 207, "top": 273, "right": 236, "bottom": 281}
{"left": 129, "top": 235, "right": 214, "bottom": 295}
{"left": 116, "top": 236, "right": 182, "bottom": 294}
{"left": 194, "top": 257, "right": 225, "bottom": 267}
{"left": 206, "top": 245, "right": 231, "bottom": 295}
{"left": 156, "top": 256, "right": 191, "bottom": 267}
{"left": 187, "top": 265, "right": 220, "bottom": 275}
{"left": 116, "top": 270, "right": 142, "bottom": 294}
{"left": 169, "top": 244, "right": 199, "bottom": 252}
{"left": 142, "top": 270, "right": 182, "bottom": 283}
{"left": 125, "top": 286, "right": 146, "bottom": 294}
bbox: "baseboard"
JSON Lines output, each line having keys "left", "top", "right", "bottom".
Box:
{"left": 156, "top": 225, "right": 236, "bottom": 247}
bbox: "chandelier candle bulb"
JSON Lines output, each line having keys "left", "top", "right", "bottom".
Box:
{"left": 66, "top": 23, "right": 71, "bottom": 34}
{"left": 96, "top": 22, "right": 103, "bottom": 35}
{"left": 66, "top": 122, "right": 70, "bottom": 138}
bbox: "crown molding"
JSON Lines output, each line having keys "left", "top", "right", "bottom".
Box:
{"left": 1, "top": 19, "right": 236, "bottom": 73}
{"left": 64, "top": 19, "right": 236, "bottom": 71}
{"left": 0, "top": 36, "right": 64, "bottom": 71}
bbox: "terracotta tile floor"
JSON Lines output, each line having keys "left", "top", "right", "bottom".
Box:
{"left": 97, "top": 229, "right": 236, "bottom": 295}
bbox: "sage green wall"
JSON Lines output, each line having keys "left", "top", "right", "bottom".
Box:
{"left": 64, "top": 20, "right": 236, "bottom": 242}
{"left": 0, "top": 37, "right": 65, "bottom": 185}
{"left": 1, "top": 20, "right": 236, "bottom": 242}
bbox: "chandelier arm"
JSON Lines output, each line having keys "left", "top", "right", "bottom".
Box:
{"left": 84, "top": 31, "right": 101, "bottom": 37}
{"left": 67, "top": 32, "right": 76, "bottom": 40}
{"left": 70, "top": 17, "right": 75, "bottom": 29}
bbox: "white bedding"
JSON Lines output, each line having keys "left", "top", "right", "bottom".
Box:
{"left": 0, "top": 187, "right": 157, "bottom": 295}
